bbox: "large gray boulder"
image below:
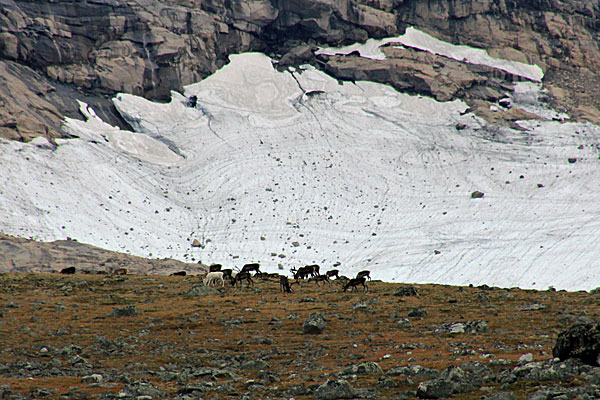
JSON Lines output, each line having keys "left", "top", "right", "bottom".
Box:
{"left": 302, "top": 312, "right": 326, "bottom": 334}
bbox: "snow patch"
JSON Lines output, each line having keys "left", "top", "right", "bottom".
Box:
{"left": 1, "top": 53, "right": 599, "bottom": 291}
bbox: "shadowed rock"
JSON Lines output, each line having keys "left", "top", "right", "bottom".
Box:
{"left": 553, "top": 322, "right": 600, "bottom": 366}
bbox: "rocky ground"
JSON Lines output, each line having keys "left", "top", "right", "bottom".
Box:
{"left": 0, "top": 235, "right": 600, "bottom": 399}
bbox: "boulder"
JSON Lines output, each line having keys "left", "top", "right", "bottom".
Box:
{"left": 553, "top": 322, "right": 600, "bottom": 366}
{"left": 302, "top": 312, "right": 326, "bottom": 334}
{"left": 314, "top": 379, "right": 357, "bottom": 400}
{"left": 341, "top": 361, "right": 384, "bottom": 376}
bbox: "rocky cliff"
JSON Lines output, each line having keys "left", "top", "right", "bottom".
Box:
{"left": 1, "top": 0, "right": 599, "bottom": 142}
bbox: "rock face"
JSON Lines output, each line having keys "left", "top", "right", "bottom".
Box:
{"left": 1, "top": 0, "right": 599, "bottom": 142}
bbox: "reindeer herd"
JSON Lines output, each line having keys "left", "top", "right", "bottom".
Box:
{"left": 200, "top": 262, "right": 371, "bottom": 293}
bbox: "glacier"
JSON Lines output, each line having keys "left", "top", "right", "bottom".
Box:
{"left": 1, "top": 49, "right": 599, "bottom": 291}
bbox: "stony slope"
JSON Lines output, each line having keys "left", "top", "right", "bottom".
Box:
{"left": 0, "top": 271, "right": 599, "bottom": 399}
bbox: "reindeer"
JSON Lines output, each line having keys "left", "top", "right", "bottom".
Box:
{"left": 240, "top": 263, "right": 260, "bottom": 276}
{"left": 209, "top": 264, "right": 222, "bottom": 272}
{"left": 232, "top": 270, "right": 254, "bottom": 287}
{"left": 325, "top": 269, "right": 340, "bottom": 279}
{"left": 203, "top": 271, "right": 224, "bottom": 286}
{"left": 305, "top": 264, "right": 320, "bottom": 277}
{"left": 293, "top": 265, "right": 313, "bottom": 281}
{"left": 220, "top": 268, "right": 234, "bottom": 283}
{"left": 308, "top": 274, "right": 332, "bottom": 286}
{"left": 356, "top": 270, "right": 371, "bottom": 281}
{"left": 343, "top": 276, "right": 368, "bottom": 292}
{"left": 280, "top": 275, "right": 293, "bottom": 293}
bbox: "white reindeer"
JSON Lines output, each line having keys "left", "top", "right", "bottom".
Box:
{"left": 203, "top": 271, "right": 224, "bottom": 287}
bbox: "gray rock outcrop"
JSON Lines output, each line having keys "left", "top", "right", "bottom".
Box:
{"left": 1, "top": 0, "right": 600, "bottom": 143}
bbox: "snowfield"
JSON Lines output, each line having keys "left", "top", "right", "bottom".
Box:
{"left": 1, "top": 47, "right": 599, "bottom": 290}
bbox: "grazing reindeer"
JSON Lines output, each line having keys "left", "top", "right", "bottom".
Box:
{"left": 308, "top": 274, "right": 332, "bottom": 286}
{"left": 203, "top": 271, "right": 224, "bottom": 286}
{"left": 325, "top": 269, "right": 340, "bottom": 279}
{"left": 232, "top": 270, "right": 254, "bottom": 287}
{"left": 343, "top": 276, "right": 368, "bottom": 292}
{"left": 293, "top": 265, "right": 313, "bottom": 281}
{"left": 240, "top": 263, "right": 260, "bottom": 276}
{"left": 209, "top": 264, "right": 222, "bottom": 272}
{"left": 356, "top": 270, "right": 371, "bottom": 281}
{"left": 280, "top": 275, "right": 293, "bottom": 293}
{"left": 220, "top": 268, "right": 234, "bottom": 283}
{"left": 305, "top": 264, "right": 320, "bottom": 277}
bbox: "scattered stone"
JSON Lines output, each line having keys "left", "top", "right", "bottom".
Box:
{"left": 81, "top": 374, "right": 103, "bottom": 383}
{"left": 303, "top": 313, "right": 326, "bottom": 334}
{"left": 240, "top": 359, "right": 268, "bottom": 370}
{"left": 408, "top": 308, "right": 428, "bottom": 318}
{"left": 483, "top": 392, "right": 516, "bottom": 400}
{"left": 393, "top": 286, "right": 418, "bottom": 296}
{"left": 119, "top": 381, "right": 163, "bottom": 398}
{"left": 352, "top": 301, "right": 370, "bottom": 310}
{"left": 188, "top": 285, "right": 218, "bottom": 296}
{"left": 568, "top": 157, "right": 577, "bottom": 163}
{"left": 435, "top": 320, "right": 488, "bottom": 334}
{"left": 251, "top": 336, "right": 277, "bottom": 345}
{"left": 107, "top": 305, "right": 140, "bottom": 317}
{"left": 299, "top": 297, "right": 316, "bottom": 303}
{"left": 396, "top": 318, "right": 412, "bottom": 328}
{"left": 417, "top": 365, "right": 484, "bottom": 399}
{"left": 519, "top": 303, "right": 546, "bottom": 311}
{"left": 388, "top": 365, "right": 440, "bottom": 379}
{"left": 518, "top": 353, "right": 534, "bottom": 364}
{"left": 257, "top": 370, "right": 280, "bottom": 383}
{"left": 341, "top": 361, "right": 383, "bottom": 376}
{"left": 471, "top": 190, "right": 485, "bottom": 199}
{"left": 376, "top": 375, "right": 398, "bottom": 388}
{"left": 476, "top": 293, "right": 491, "bottom": 303}
{"left": 314, "top": 379, "right": 357, "bottom": 400}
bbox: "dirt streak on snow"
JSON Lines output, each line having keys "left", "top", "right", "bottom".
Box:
{"left": 0, "top": 52, "right": 598, "bottom": 291}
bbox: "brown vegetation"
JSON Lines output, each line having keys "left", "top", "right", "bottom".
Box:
{"left": 0, "top": 270, "right": 597, "bottom": 399}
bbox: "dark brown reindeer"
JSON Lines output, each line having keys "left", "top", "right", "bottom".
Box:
{"left": 240, "top": 263, "right": 260, "bottom": 276}
{"left": 356, "top": 270, "right": 371, "bottom": 281}
{"left": 209, "top": 264, "right": 222, "bottom": 272}
{"left": 292, "top": 266, "right": 313, "bottom": 281}
{"left": 220, "top": 268, "right": 234, "bottom": 283}
{"left": 305, "top": 264, "right": 320, "bottom": 277}
{"left": 232, "top": 270, "right": 254, "bottom": 287}
{"left": 308, "top": 274, "right": 332, "bottom": 286}
{"left": 280, "top": 275, "right": 293, "bottom": 293}
{"left": 325, "top": 269, "right": 340, "bottom": 279}
{"left": 343, "top": 276, "right": 368, "bottom": 292}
